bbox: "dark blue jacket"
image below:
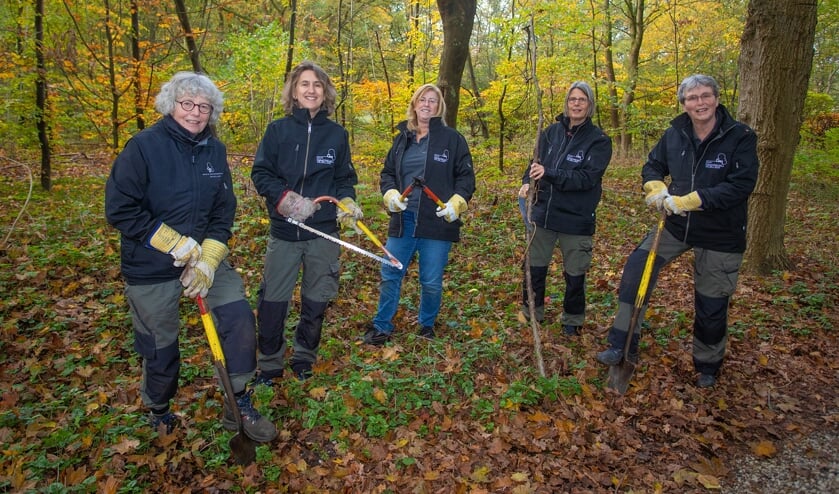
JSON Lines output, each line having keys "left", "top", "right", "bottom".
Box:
{"left": 105, "top": 115, "right": 235, "bottom": 285}
{"left": 643, "top": 104, "right": 759, "bottom": 253}
{"left": 380, "top": 118, "right": 476, "bottom": 242}
{"left": 524, "top": 115, "right": 612, "bottom": 235}
{"left": 251, "top": 107, "right": 357, "bottom": 241}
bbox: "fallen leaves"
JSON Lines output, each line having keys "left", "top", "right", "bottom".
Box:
{"left": 752, "top": 440, "right": 779, "bottom": 457}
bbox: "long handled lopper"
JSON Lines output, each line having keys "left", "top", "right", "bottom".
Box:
{"left": 196, "top": 295, "right": 257, "bottom": 465}
{"left": 606, "top": 213, "right": 666, "bottom": 394}
{"left": 403, "top": 176, "right": 447, "bottom": 209}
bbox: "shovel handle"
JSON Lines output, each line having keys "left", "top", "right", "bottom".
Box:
{"left": 197, "top": 296, "right": 226, "bottom": 365}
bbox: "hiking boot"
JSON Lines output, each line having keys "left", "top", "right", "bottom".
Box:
{"left": 252, "top": 370, "right": 283, "bottom": 387}
{"left": 418, "top": 326, "right": 435, "bottom": 339}
{"left": 595, "top": 347, "right": 637, "bottom": 366}
{"left": 696, "top": 373, "right": 717, "bottom": 388}
{"left": 148, "top": 409, "right": 178, "bottom": 435}
{"left": 563, "top": 325, "right": 580, "bottom": 336}
{"left": 362, "top": 325, "right": 391, "bottom": 346}
{"left": 291, "top": 362, "right": 313, "bottom": 381}
{"left": 223, "top": 389, "right": 278, "bottom": 443}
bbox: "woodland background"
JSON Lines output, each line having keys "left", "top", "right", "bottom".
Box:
{"left": 0, "top": 0, "right": 837, "bottom": 492}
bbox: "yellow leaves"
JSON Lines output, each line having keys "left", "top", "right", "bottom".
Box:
{"left": 308, "top": 387, "right": 327, "bottom": 399}
{"left": 752, "top": 440, "right": 778, "bottom": 457}
{"left": 470, "top": 464, "right": 491, "bottom": 482}
{"left": 510, "top": 472, "right": 529, "bottom": 482}
{"left": 758, "top": 354, "right": 770, "bottom": 366}
{"left": 372, "top": 387, "right": 388, "bottom": 404}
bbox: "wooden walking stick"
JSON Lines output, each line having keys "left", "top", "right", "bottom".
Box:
{"left": 523, "top": 14, "right": 546, "bottom": 377}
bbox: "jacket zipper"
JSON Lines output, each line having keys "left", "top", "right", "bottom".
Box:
{"left": 681, "top": 124, "right": 734, "bottom": 239}
{"left": 295, "top": 120, "right": 313, "bottom": 241}
{"left": 542, "top": 130, "right": 575, "bottom": 228}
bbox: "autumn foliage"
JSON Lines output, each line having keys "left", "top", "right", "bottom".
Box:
{"left": 0, "top": 152, "right": 836, "bottom": 492}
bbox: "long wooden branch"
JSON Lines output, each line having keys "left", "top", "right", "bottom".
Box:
{"left": 524, "top": 16, "right": 545, "bottom": 378}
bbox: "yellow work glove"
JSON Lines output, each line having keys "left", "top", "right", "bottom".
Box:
{"left": 435, "top": 194, "right": 468, "bottom": 223}
{"left": 664, "top": 191, "right": 702, "bottom": 216}
{"left": 149, "top": 222, "right": 202, "bottom": 267}
{"left": 337, "top": 197, "right": 364, "bottom": 234}
{"left": 383, "top": 189, "right": 407, "bottom": 212}
{"left": 643, "top": 180, "right": 670, "bottom": 211}
{"left": 181, "top": 239, "right": 228, "bottom": 299}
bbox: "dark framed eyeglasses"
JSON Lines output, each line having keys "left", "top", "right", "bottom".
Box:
{"left": 176, "top": 100, "right": 213, "bottom": 114}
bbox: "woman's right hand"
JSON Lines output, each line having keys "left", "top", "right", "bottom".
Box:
{"left": 529, "top": 162, "right": 545, "bottom": 180}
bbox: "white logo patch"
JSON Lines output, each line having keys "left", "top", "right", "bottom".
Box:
{"left": 316, "top": 149, "right": 336, "bottom": 165}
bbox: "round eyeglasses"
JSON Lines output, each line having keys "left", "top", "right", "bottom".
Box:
{"left": 177, "top": 100, "right": 213, "bottom": 114}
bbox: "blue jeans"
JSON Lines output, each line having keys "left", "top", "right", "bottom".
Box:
{"left": 373, "top": 211, "right": 452, "bottom": 334}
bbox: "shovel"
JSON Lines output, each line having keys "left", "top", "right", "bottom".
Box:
{"left": 196, "top": 295, "right": 257, "bottom": 465}
{"left": 607, "top": 213, "right": 666, "bottom": 394}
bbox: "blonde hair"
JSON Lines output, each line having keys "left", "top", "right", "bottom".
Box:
{"left": 406, "top": 84, "right": 446, "bottom": 132}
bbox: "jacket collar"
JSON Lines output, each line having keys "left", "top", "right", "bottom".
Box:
{"left": 291, "top": 106, "right": 329, "bottom": 124}
{"left": 162, "top": 114, "right": 211, "bottom": 146}
{"left": 556, "top": 113, "right": 592, "bottom": 134}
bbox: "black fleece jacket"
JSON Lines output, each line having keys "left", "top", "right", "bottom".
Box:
{"left": 105, "top": 115, "right": 235, "bottom": 285}
{"left": 523, "top": 114, "right": 612, "bottom": 236}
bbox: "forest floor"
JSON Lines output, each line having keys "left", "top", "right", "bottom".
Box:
{"left": 0, "top": 152, "right": 836, "bottom": 493}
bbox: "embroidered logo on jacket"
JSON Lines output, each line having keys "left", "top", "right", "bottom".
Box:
{"left": 316, "top": 149, "right": 336, "bottom": 165}
{"left": 566, "top": 151, "right": 585, "bottom": 164}
{"left": 433, "top": 149, "right": 449, "bottom": 163}
{"left": 203, "top": 162, "right": 224, "bottom": 179}
{"left": 705, "top": 153, "right": 728, "bottom": 170}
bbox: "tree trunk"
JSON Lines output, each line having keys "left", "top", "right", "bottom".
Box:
{"left": 174, "top": 0, "right": 204, "bottom": 73}
{"left": 35, "top": 0, "right": 50, "bottom": 191}
{"left": 436, "top": 0, "right": 476, "bottom": 128}
{"left": 466, "top": 52, "right": 489, "bottom": 138}
{"left": 285, "top": 0, "right": 298, "bottom": 81}
{"left": 105, "top": 0, "right": 120, "bottom": 149}
{"left": 603, "top": 0, "right": 620, "bottom": 144}
{"left": 131, "top": 0, "right": 144, "bottom": 131}
{"left": 737, "top": 0, "right": 817, "bottom": 274}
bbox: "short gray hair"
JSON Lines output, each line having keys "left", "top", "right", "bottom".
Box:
{"left": 565, "top": 81, "right": 596, "bottom": 119}
{"left": 155, "top": 71, "right": 224, "bottom": 125}
{"left": 677, "top": 74, "right": 720, "bottom": 104}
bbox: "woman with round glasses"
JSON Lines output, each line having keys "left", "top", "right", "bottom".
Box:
{"left": 518, "top": 81, "right": 613, "bottom": 336}
{"left": 106, "top": 71, "right": 277, "bottom": 442}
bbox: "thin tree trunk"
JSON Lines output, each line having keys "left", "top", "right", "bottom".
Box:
{"left": 174, "top": 0, "right": 204, "bottom": 73}
{"left": 131, "top": 0, "right": 144, "bottom": 131}
{"left": 285, "top": 0, "right": 298, "bottom": 81}
{"left": 35, "top": 0, "right": 50, "bottom": 191}
{"left": 466, "top": 52, "right": 489, "bottom": 138}
{"left": 738, "top": 0, "right": 818, "bottom": 274}
{"left": 374, "top": 31, "right": 394, "bottom": 132}
{"left": 104, "top": 0, "right": 120, "bottom": 149}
